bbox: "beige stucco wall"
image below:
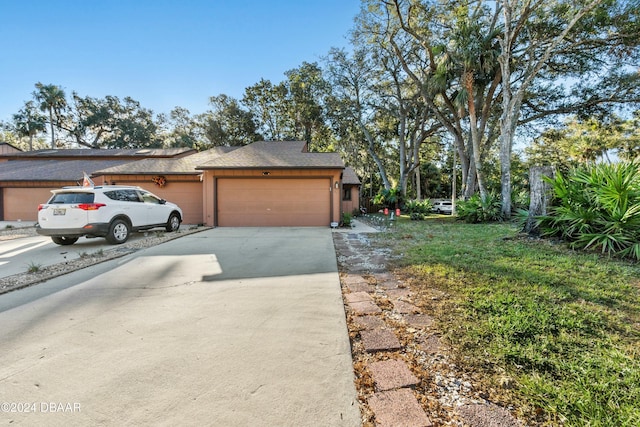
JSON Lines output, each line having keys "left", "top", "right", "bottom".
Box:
{"left": 202, "top": 168, "right": 343, "bottom": 227}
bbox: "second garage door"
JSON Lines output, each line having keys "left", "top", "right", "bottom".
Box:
{"left": 217, "top": 178, "right": 331, "bottom": 226}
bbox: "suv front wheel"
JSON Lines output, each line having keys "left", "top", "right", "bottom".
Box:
{"left": 106, "top": 218, "right": 131, "bottom": 244}
{"left": 166, "top": 212, "right": 181, "bottom": 232}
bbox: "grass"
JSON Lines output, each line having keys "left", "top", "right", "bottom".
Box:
{"left": 373, "top": 215, "right": 640, "bottom": 426}
{"left": 26, "top": 261, "right": 43, "bottom": 273}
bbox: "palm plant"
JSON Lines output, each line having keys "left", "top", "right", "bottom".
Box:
{"left": 12, "top": 101, "right": 46, "bottom": 150}
{"left": 456, "top": 193, "right": 502, "bottom": 223}
{"left": 34, "top": 82, "right": 67, "bottom": 149}
{"left": 540, "top": 162, "right": 640, "bottom": 259}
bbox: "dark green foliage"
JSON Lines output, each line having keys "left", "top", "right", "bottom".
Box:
{"left": 410, "top": 212, "right": 425, "bottom": 220}
{"left": 539, "top": 162, "right": 640, "bottom": 260}
{"left": 403, "top": 199, "right": 432, "bottom": 215}
{"left": 456, "top": 193, "right": 502, "bottom": 223}
{"left": 342, "top": 212, "right": 353, "bottom": 227}
{"left": 373, "top": 187, "right": 401, "bottom": 208}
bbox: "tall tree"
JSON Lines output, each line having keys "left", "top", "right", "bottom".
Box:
{"left": 325, "top": 47, "right": 393, "bottom": 190}
{"left": 160, "top": 107, "right": 202, "bottom": 148}
{"left": 242, "top": 64, "right": 332, "bottom": 150}
{"left": 326, "top": 39, "right": 442, "bottom": 196}
{"left": 284, "top": 62, "right": 330, "bottom": 147}
{"left": 62, "top": 94, "right": 160, "bottom": 148}
{"left": 242, "top": 79, "right": 290, "bottom": 140}
{"left": 373, "top": 0, "right": 640, "bottom": 217}
{"left": 33, "top": 82, "right": 67, "bottom": 149}
{"left": 498, "top": 0, "right": 608, "bottom": 218}
{"left": 12, "top": 101, "right": 47, "bottom": 150}
{"left": 198, "top": 95, "right": 261, "bottom": 147}
{"left": 365, "top": 0, "right": 503, "bottom": 199}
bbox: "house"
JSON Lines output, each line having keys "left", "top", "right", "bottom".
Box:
{"left": 0, "top": 147, "right": 195, "bottom": 221}
{"left": 0, "top": 141, "right": 361, "bottom": 227}
{"left": 196, "top": 140, "right": 345, "bottom": 227}
{"left": 92, "top": 147, "right": 237, "bottom": 225}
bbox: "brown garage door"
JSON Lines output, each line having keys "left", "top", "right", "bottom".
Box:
{"left": 3, "top": 187, "right": 54, "bottom": 221}
{"left": 217, "top": 178, "right": 331, "bottom": 226}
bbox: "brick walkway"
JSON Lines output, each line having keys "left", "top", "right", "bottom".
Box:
{"left": 334, "top": 231, "right": 434, "bottom": 426}
{"left": 333, "top": 230, "right": 523, "bottom": 427}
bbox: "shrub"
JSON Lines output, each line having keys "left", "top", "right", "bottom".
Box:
{"left": 456, "top": 193, "right": 502, "bottom": 223}
{"left": 373, "top": 187, "right": 400, "bottom": 208}
{"left": 404, "top": 199, "right": 432, "bottom": 215}
{"left": 342, "top": 212, "right": 353, "bottom": 227}
{"left": 410, "top": 212, "right": 425, "bottom": 221}
{"left": 539, "top": 162, "right": 640, "bottom": 260}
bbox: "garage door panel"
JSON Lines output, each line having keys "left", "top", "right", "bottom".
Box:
{"left": 3, "top": 188, "right": 53, "bottom": 221}
{"left": 217, "top": 178, "right": 330, "bottom": 227}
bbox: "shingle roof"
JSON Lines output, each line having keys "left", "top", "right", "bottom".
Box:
{"left": 196, "top": 141, "right": 344, "bottom": 170}
{"left": 0, "top": 160, "right": 133, "bottom": 182}
{"left": 342, "top": 167, "right": 361, "bottom": 185}
{"left": 0, "top": 148, "right": 195, "bottom": 159}
{"left": 93, "top": 147, "right": 238, "bottom": 175}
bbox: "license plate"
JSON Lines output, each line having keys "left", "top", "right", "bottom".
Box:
{"left": 53, "top": 208, "right": 66, "bottom": 215}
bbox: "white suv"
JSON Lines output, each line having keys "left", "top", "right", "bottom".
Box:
{"left": 37, "top": 185, "right": 183, "bottom": 245}
{"left": 432, "top": 200, "right": 453, "bottom": 214}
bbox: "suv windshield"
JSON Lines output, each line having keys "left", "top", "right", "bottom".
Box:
{"left": 49, "top": 192, "right": 94, "bottom": 204}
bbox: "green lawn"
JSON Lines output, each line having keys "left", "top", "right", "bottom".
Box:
{"left": 374, "top": 216, "right": 640, "bottom": 426}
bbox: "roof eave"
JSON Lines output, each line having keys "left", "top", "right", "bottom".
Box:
{"left": 195, "top": 165, "right": 345, "bottom": 171}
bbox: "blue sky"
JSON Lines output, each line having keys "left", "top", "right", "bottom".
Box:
{"left": 0, "top": 0, "right": 361, "bottom": 123}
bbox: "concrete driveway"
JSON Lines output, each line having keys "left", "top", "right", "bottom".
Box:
{"left": 0, "top": 227, "right": 361, "bottom": 426}
{"left": 0, "top": 227, "right": 174, "bottom": 280}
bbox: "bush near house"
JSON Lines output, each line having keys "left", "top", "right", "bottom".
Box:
{"left": 539, "top": 162, "right": 640, "bottom": 260}
{"left": 403, "top": 199, "right": 432, "bottom": 215}
{"left": 342, "top": 212, "right": 353, "bottom": 227}
{"left": 456, "top": 193, "right": 502, "bottom": 223}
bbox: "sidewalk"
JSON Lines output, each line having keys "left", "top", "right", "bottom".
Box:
{"left": 332, "top": 219, "right": 380, "bottom": 234}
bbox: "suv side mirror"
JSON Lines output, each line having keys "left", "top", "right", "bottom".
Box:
{"left": 159, "top": 199, "right": 166, "bottom": 204}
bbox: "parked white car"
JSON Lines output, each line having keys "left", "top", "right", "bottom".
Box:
{"left": 432, "top": 200, "right": 453, "bottom": 214}
{"left": 37, "top": 185, "right": 182, "bottom": 245}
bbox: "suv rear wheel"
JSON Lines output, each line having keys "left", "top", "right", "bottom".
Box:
{"left": 106, "top": 218, "right": 131, "bottom": 244}
{"left": 51, "top": 236, "right": 79, "bottom": 246}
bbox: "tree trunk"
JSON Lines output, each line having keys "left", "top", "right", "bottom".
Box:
{"left": 464, "top": 71, "right": 488, "bottom": 201}
{"left": 524, "top": 166, "right": 555, "bottom": 235}
{"left": 500, "top": 118, "right": 513, "bottom": 218}
{"left": 451, "top": 141, "right": 457, "bottom": 214}
{"left": 464, "top": 160, "right": 478, "bottom": 199}
{"left": 48, "top": 109, "right": 56, "bottom": 149}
